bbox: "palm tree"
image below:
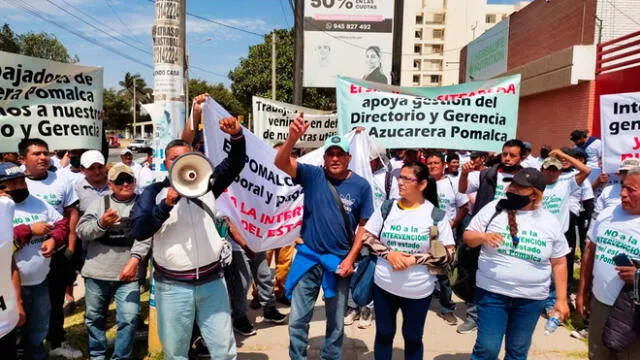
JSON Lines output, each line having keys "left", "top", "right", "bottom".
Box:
{"left": 118, "top": 72, "right": 153, "bottom": 103}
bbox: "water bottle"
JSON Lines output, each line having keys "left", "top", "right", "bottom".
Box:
{"left": 544, "top": 312, "right": 561, "bottom": 336}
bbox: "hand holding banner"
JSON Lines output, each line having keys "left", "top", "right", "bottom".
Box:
{"left": 203, "top": 99, "right": 374, "bottom": 252}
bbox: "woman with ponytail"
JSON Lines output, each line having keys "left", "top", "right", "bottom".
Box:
{"left": 464, "top": 168, "right": 570, "bottom": 360}
{"left": 357, "top": 161, "right": 455, "bottom": 360}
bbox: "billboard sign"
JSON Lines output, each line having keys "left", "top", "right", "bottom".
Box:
{"left": 303, "top": 0, "right": 395, "bottom": 88}
{"left": 466, "top": 18, "right": 509, "bottom": 81}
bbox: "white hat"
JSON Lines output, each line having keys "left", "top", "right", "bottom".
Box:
{"left": 120, "top": 148, "right": 133, "bottom": 156}
{"left": 80, "top": 150, "right": 105, "bottom": 168}
{"left": 619, "top": 158, "right": 640, "bottom": 172}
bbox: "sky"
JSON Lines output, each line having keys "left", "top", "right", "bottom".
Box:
{"left": 0, "top": 0, "right": 522, "bottom": 90}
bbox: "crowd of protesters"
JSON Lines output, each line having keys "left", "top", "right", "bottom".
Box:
{"left": 1, "top": 94, "right": 639, "bottom": 360}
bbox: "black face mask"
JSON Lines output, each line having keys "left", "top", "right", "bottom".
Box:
{"left": 500, "top": 192, "right": 531, "bottom": 210}
{"left": 70, "top": 156, "right": 81, "bottom": 168}
{"left": 6, "top": 188, "right": 29, "bottom": 203}
{"left": 501, "top": 164, "right": 519, "bottom": 173}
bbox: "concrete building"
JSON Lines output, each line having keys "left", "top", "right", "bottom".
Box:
{"left": 400, "top": 0, "right": 530, "bottom": 87}
{"left": 457, "top": 0, "right": 640, "bottom": 151}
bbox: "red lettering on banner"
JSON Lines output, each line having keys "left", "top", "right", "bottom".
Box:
{"left": 241, "top": 220, "right": 263, "bottom": 238}
{"left": 633, "top": 137, "right": 640, "bottom": 150}
{"left": 621, "top": 153, "right": 640, "bottom": 160}
{"left": 436, "top": 83, "right": 517, "bottom": 101}
{"left": 259, "top": 206, "right": 303, "bottom": 225}
{"left": 267, "top": 220, "right": 303, "bottom": 237}
{"left": 240, "top": 202, "right": 257, "bottom": 220}
{"left": 229, "top": 196, "right": 238, "bottom": 208}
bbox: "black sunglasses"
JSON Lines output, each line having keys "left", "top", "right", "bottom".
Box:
{"left": 113, "top": 173, "right": 135, "bottom": 186}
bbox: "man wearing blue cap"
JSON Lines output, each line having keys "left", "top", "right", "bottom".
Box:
{"left": 275, "top": 114, "right": 374, "bottom": 360}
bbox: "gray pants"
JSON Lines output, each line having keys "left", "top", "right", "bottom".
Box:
{"left": 224, "top": 250, "right": 276, "bottom": 320}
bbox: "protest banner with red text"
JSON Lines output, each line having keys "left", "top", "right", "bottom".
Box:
{"left": 600, "top": 91, "right": 640, "bottom": 173}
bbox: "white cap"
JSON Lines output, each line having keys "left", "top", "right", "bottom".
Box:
{"left": 619, "top": 158, "right": 640, "bottom": 172}
{"left": 80, "top": 150, "right": 105, "bottom": 168}
{"left": 120, "top": 148, "right": 133, "bottom": 156}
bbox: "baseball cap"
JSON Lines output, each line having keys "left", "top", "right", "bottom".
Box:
{"left": 0, "top": 162, "right": 25, "bottom": 183}
{"left": 120, "top": 148, "right": 133, "bottom": 156}
{"left": 619, "top": 158, "right": 640, "bottom": 172}
{"left": 570, "top": 130, "right": 587, "bottom": 141}
{"left": 522, "top": 142, "right": 532, "bottom": 151}
{"left": 108, "top": 163, "right": 135, "bottom": 182}
{"left": 80, "top": 150, "right": 105, "bottom": 168}
{"left": 541, "top": 157, "right": 563, "bottom": 170}
{"left": 506, "top": 168, "right": 547, "bottom": 192}
{"left": 571, "top": 147, "right": 587, "bottom": 159}
{"left": 324, "top": 135, "right": 349, "bottom": 154}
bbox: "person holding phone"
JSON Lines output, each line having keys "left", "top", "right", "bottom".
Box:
{"left": 577, "top": 167, "right": 640, "bottom": 359}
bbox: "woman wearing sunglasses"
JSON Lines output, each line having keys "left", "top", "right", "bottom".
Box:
{"left": 359, "top": 161, "right": 455, "bottom": 360}
{"left": 464, "top": 168, "right": 570, "bottom": 360}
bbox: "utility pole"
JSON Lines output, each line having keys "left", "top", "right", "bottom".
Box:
{"left": 132, "top": 76, "right": 137, "bottom": 137}
{"left": 293, "top": 0, "right": 303, "bottom": 105}
{"left": 272, "top": 32, "right": 277, "bottom": 101}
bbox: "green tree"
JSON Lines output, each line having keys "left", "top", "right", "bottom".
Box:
{"left": 0, "top": 24, "right": 20, "bottom": 53}
{"left": 229, "top": 28, "right": 335, "bottom": 113}
{"left": 103, "top": 88, "right": 132, "bottom": 130}
{"left": 188, "top": 79, "right": 246, "bottom": 117}
{"left": 17, "top": 31, "right": 79, "bottom": 63}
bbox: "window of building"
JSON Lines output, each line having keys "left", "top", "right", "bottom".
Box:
{"left": 430, "top": 75, "right": 441, "bottom": 84}
{"left": 433, "top": 29, "right": 444, "bottom": 39}
{"left": 414, "top": 44, "right": 422, "bottom": 54}
{"left": 485, "top": 14, "right": 496, "bottom": 23}
{"left": 415, "top": 29, "right": 423, "bottom": 39}
{"left": 431, "top": 44, "right": 443, "bottom": 55}
{"left": 416, "top": 15, "right": 423, "bottom": 24}
{"left": 413, "top": 60, "right": 421, "bottom": 70}
{"left": 413, "top": 74, "right": 420, "bottom": 84}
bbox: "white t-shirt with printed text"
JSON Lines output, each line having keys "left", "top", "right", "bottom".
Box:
{"left": 588, "top": 205, "right": 640, "bottom": 306}
{"left": 436, "top": 177, "right": 469, "bottom": 222}
{"left": 25, "top": 171, "right": 78, "bottom": 215}
{"left": 0, "top": 197, "right": 19, "bottom": 338}
{"left": 365, "top": 201, "right": 455, "bottom": 299}
{"left": 13, "top": 195, "right": 63, "bottom": 286}
{"left": 543, "top": 176, "right": 580, "bottom": 233}
{"left": 467, "top": 200, "right": 570, "bottom": 300}
{"left": 466, "top": 170, "right": 514, "bottom": 201}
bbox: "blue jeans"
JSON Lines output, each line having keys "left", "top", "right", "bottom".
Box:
{"left": 155, "top": 276, "right": 236, "bottom": 360}
{"left": 21, "top": 281, "right": 50, "bottom": 360}
{"left": 288, "top": 264, "right": 350, "bottom": 360}
{"left": 224, "top": 251, "right": 276, "bottom": 320}
{"left": 373, "top": 285, "right": 432, "bottom": 360}
{"left": 84, "top": 278, "right": 140, "bottom": 360}
{"left": 471, "top": 287, "right": 546, "bottom": 360}
{"left": 437, "top": 274, "right": 456, "bottom": 314}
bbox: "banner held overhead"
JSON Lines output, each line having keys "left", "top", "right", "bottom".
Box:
{"left": 0, "top": 51, "right": 103, "bottom": 152}
{"left": 252, "top": 96, "right": 337, "bottom": 148}
{"left": 599, "top": 91, "right": 640, "bottom": 174}
{"left": 337, "top": 74, "right": 521, "bottom": 152}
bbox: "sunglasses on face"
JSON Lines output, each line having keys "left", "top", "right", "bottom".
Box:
{"left": 113, "top": 174, "right": 135, "bottom": 186}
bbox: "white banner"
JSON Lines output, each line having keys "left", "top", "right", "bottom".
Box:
{"left": 252, "top": 96, "right": 337, "bottom": 148}
{"left": 600, "top": 91, "right": 640, "bottom": 174}
{"left": 303, "top": 0, "right": 395, "bottom": 88}
{"left": 153, "top": 64, "right": 184, "bottom": 98}
{"left": 203, "top": 98, "right": 374, "bottom": 252}
{"left": 0, "top": 51, "right": 103, "bottom": 152}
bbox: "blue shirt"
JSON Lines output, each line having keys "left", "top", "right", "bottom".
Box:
{"left": 295, "top": 164, "right": 374, "bottom": 258}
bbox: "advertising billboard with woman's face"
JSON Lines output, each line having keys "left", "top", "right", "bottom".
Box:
{"left": 303, "top": 0, "right": 395, "bottom": 88}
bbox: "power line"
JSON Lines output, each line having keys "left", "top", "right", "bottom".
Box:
{"left": 605, "top": 0, "right": 640, "bottom": 26}
{"left": 103, "top": 0, "right": 147, "bottom": 45}
{"left": 44, "top": 0, "right": 150, "bottom": 55}
{"left": 6, "top": 0, "right": 154, "bottom": 69}
{"left": 145, "top": 0, "right": 266, "bottom": 38}
{"left": 279, "top": 0, "right": 290, "bottom": 28}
